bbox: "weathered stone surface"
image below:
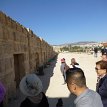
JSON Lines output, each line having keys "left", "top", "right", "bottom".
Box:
{"left": 0, "top": 11, "right": 57, "bottom": 105}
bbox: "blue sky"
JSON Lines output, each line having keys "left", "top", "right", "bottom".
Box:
{"left": 0, "top": 0, "right": 107, "bottom": 45}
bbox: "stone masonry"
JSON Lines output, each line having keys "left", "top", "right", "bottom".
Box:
{"left": 0, "top": 11, "right": 56, "bottom": 104}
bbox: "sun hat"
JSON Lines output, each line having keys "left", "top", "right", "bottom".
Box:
{"left": 19, "top": 74, "right": 43, "bottom": 97}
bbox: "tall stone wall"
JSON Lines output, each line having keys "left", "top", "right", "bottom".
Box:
{"left": 0, "top": 11, "right": 56, "bottom": 104}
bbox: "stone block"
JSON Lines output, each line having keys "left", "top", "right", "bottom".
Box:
{"left": 6, "top": 16, "right": 12, "bottom": 27}
{"left": 3, "top": 42, "right": 13, "bottom": 54}
{"left": 5, "top": 58, "right": 10, "bottom": 72}
{"left": 13, "top": 43, "right": 17, "bottom": 52}
{"left": 22, "top": 27, "right": 28, "bottom": 35}
{"left": 11, "top": 20, "right": 17, "bottom": 29}
{"left": 0, "top": 12, "right": 6, "bottom": 24}
{"left": 0, "top": 25, "right": 3, "bottom": 39}
{"left": 7, "top": 28, "right": 14, "bottom": 41}
{"left": 13, "top": 32, "right": 21, "bottom": 42}
{"left": 0, "top": 42, "right": 5, "bottom": 55}
{"left": 0, "top": 59, "right": 5, "bottom": 73}
{"left": 2, "top": 26, "right": 9, "bottom": 40}
{"left": 16, "top": 23, "right": 22, "bottom": 32}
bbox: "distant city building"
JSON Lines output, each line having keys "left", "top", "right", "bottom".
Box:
{"left": 101, "top": 42, "right": 107, "bottom": 47}
{"left": 53, "top": 45, "right": 63, "bottom": 52}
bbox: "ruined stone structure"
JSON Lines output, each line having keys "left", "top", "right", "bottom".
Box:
{"left": 0, "top": 11, "right": 56, "bottom": 103}
{"left": 53, "top": 45, "right": 61, "bottom": 53}
{"left": 101, "top": 42, "right": 107, "bottom": 47}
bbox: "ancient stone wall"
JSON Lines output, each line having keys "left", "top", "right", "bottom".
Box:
{"left": 102, "top": 42, "right": 107, "bottom": 47}
{"left": 0, "top": 11, "right": 56, "bottom": 104}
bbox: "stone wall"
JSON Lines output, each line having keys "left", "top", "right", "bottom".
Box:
{"left": 101, "top": 42, "right": 107, "bottom": 47}
{"left": 0, "top": 11, "right": 56, "bottom": 104}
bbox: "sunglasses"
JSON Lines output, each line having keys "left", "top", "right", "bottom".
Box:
{"left": 95, "top": 67, "right": 101, "bottom": 71}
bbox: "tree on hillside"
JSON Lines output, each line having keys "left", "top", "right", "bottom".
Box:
{"left": 60, "top": 46, "right": 85, "bottom": 52}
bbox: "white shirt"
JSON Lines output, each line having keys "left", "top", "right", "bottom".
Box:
{"left": 60, "top": 63, "right": 66, "bottom": 74}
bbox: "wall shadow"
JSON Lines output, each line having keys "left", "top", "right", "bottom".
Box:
{"left": 47, "top": 93, "right": 76, "bottom": 107}
{"left": 7, "top": 55, "right": 76, "bottom": 107}
{"left": 38, "top": 55, "right": 58, "bottom": 93}
{"left": 7, "top": 55, "right": 58, "bottom": 107}
{"left": 38, "top": 55, "right": 76, "bottom": 107}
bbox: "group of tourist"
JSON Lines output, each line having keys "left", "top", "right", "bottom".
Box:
{"left": 60, "top": 58, "right": 79, "bottom": 84}
{"left": 93, "top": 46, "right": 107, "bottom": 58}
{"left": 60, "top": 52, "right": 107, "bottom": 107}
{"left": 0, "top": 52, "right": 107, "bottom": 107}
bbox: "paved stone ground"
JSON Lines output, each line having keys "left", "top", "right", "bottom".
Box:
{"left": 7, "top": 52, "right": 101, "bottom": 107}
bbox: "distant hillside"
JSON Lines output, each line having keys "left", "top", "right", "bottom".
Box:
{"left": 56, "top": 41, "right": 98, "bottom": 46}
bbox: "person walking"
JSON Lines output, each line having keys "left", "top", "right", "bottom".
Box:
{"left": 95, "top": 60, "right": 107, "bottom": 107}
{"left": 19, "top": 74, "right": 49, "bottom": 107}
{"left": 94, "top": 47, "right": 98, "bottom": 57}
{"left": 60, "top": 58, "right": 69, "bottom": 84}
{"left": 66, "top": 68, "right": 103, "bottom": 107}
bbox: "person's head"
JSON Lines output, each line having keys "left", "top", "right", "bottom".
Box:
{"left": 71, "top": 58, "right": 76, "bottom": 65}
{"left": 61, "top": 58, "right": 65, "bottom": 63}
{"left": 66, "top": 68, "right": 86, "bottom": 96}
{"left": 19, "top": 74, "right": 43, "bottom": 97}
{"left": 95, "top": 60, "right": 107, "bottom": 77}
{"left": 101, "top": 53, "right": 107, "bottom": 61}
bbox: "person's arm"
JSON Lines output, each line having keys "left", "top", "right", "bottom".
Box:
{"left": 65, "top": 63, "right": 69, "bottom": 71}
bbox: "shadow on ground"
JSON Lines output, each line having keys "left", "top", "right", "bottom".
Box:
{"left": 38, "top": 56, "right": 57, "bottom": 93}
{"left": 39, "top": 56, "right": 76, "bottom": 107}
{"left": 7, "top": 56, "right": 76, "bottom": 107}
{"left": 48, "top": 94, "right": 76, "bottom": 107}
